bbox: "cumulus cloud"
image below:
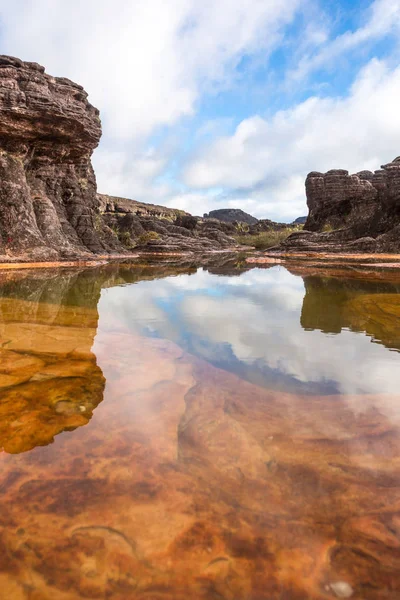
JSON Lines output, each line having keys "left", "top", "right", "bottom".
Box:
{"left": 0, "top": 0, "right": 399, "bottom": 220}
{"left": 183, "top": 58, "right": 400, "bottom": 219}
{"left": 0, "top": 0, "right": 301, "bottom": 139}
{"left": 93, "top": 147, "right": 171, "bottom": 202}
{"left": 0, "top": 0, "right": 306, "bottom": 214}
{"left": 288, "top": 0, "right": 400, "bottom": 83}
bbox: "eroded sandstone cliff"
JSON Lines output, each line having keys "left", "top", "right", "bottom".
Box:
{"left": 0, "top": 56, "right": 242, "bottom": 261}
{"left": 98, "top": 193, "right": 189, "bottom": 221}
{"left": 99, "top": 194, "right": 239, "bottom": 252}
{"left": 278, "top": 157, "right": 400, "bottom": 253}
{"left": 0, "top": 55, "right": 125, "bottom": 260}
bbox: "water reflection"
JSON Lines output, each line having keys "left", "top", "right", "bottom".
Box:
{"left": 301, "top": 274, "right": 400, "bottom": 349}
{"left": 0, "top": 293, "right": 102, "bottom": 453}
{"left": 99, "top": 265, "right": 400, "bottom": 396}
{"left": 0, "top": 263, "right": 400, "bottom": 599}
{"left": 1, "top": 264, "right": 400, "bottom": 455}
{"left": 0, "top": 265, "right": 198, "bottom": 453}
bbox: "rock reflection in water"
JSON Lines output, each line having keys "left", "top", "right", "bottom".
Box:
{"left": 0, "top": 264, "right": 400, "bottom": 599}
{"left": 300, "top": 274, "right": 400, "bottom": 350}
{"left": 0, "top": 263, "right": 199, "bottom": 454}
{"left": 0, "top": 291, "right": 104, "bottom": 453}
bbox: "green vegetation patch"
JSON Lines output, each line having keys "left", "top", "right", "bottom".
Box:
{"left": 235, "top": 226, "right": 302, "bottom": 250}
{"left": 118, "top": 231, "right": 135, "bottom": 248}
{"left": 138, "top": 231, "right": 160, "bottom": 245}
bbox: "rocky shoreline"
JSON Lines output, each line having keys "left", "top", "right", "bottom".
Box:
{"left": 1, "top": 54, "right": 400, "bottom": 265}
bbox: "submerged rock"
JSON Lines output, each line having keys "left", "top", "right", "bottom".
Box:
{"left": 0, "top": 297, "right": 105, "bottom": 454}
{"left": 328, "top": 581, "right": 354, "bottom": 598}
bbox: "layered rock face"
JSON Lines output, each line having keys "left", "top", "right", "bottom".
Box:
{"left": 0, "top": 55, "right": 240, "bottom": 260}
{"left": 279, "top": 157, "right": 400, "bottom": 253}
{"left": 100, "top": 195, "right": 239, "bottom": 252}
{"left": 0, "top": 55, "right": 122, "bottom": 260}
{"left": 98, "top": 193, "right": 189, "bottom": 221}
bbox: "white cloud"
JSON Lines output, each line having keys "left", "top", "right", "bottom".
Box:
{"left": 183, "top": 58, "right": 400, "bottom": 219}
{"left": 0, "top": 0, "right": 304, "bottom": 215}
{"left": 93, "top": 147, "right": 171, "bottom": 201}
{"left": 0, "top": 0, "right": 399, "bottom": 221}
{"left": 0, "top": 0, "right": 301, "bottom": 140}
{"left": 288, "top": 0, "right": 400, "bottom": 83}
{"left": 163, "top": 178, "right": 307, "bottom": 221}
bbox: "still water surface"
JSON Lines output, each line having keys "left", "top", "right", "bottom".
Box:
{"left": 0, "top": 263, "right": 400, "bottom": 599}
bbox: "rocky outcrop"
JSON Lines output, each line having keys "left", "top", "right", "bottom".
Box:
{"left": 203, "top": 210, "right": 294, "bottom": 238}
{"left": 204, "top": 208, "right": 258, "bottom": 225}
{"left": 247, "top": 218, "right": 291, "bottom": 234}
{"left": 0, "top": 55, "right": 243, "bottom": 260}
{"left": 101, "top": 197, "right": 239, "bottom": 253}
{"left": 278, "top": 157, "right": 400, "bottom": 253}
{"left": 98, "top": 193, "right": 189, "bottom": 221}
{"left": 0, "top": 55, "right": 123, "bottom": 260}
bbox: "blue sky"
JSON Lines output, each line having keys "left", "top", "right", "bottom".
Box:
{"left": 1, "top": 0, "right": 400, "bottom": 221}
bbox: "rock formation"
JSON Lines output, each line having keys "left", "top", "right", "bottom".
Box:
{"left": 100, "top": 195, "right": 239, "bottom": 252}
{"left": 98, "top": 193, "right": 189, "bottom": 221}
{"left": 0, "top": 55, "right": 123, "bottom": 260}
{"left": 277, "top": 157, "right": 400, "bottom": 253}
{"left": 3, "top": 54, "right": 400, "bottom": 259}
{"left": 204, "top": 208, "right": 258, "bottom": 225}
{"left": 0, "top": 56, "right": 239, "bottom": 261}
